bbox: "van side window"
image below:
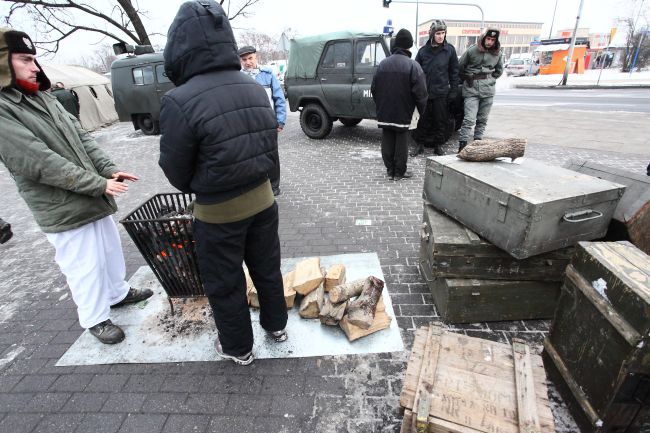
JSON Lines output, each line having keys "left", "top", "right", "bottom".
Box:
{"left": 132, "top": 66, "right": 154, "bottom": 85}
{"left": 355, "top": 40, "right": 386, "bottom": 69}
{"left": 320, "top": 41, "right": 352, "bottom": 69}
{"left": 156, "top": 64, "right": 171, "bottom": 84}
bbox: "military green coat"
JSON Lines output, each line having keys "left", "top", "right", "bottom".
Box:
{"left": 0, "top": 88, "right": 118, "bottom": 233}
{"left": 459, "top": 43, "right": 504, "bottom": 98}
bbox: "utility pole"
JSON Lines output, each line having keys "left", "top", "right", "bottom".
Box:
{"left": 548, "top": 0, "right": 559, "bottom": 39}
{"left": 561, "top": 0, "right": 585, "bottom": 86}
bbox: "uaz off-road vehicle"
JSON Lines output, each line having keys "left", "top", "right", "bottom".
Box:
{"left": 285, "top": 31, "right": 463, "bottom": 140}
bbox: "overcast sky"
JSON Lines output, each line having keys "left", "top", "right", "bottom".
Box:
{"left": 1, "top": 0, "right": 647, "bottom": 63}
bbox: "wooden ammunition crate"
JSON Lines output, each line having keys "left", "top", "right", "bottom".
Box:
{"left": 400, "top": 323, "right": 555, "bottom": 433}
{"left": 420, "top": 203, "right": 572, "bottom": 280}
{"left": 544, "top": 241, "right": 650, "bottom": 432}
{"left": 564, "top": 160, "right": 650, "bottom": 254}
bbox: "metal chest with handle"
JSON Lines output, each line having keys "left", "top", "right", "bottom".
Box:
{"left": 423, "top": 156, "right": 626, "bottom": 259}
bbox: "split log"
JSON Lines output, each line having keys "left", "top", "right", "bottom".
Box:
{"left": 283, "top": 270, "right": 297, "bottom": 309}
{"left": 299, "top": 280, "right": 324, "bottom": 319}
{"left": 325, "top": 264, "right": 346, "bottom": 292}
{"left": 244, "top": 268, "right": 259, "bottom": 308}
{"left": 329, "top": 278, "right": 367, "bottom": 303}
{"left": 346, "top": 276, "right": 385, "bottom": 329}
{"left": 319, "top": 294, "right": 348, "bottom": 326}
{"left": 457, "top": 138, "right": 526, "bottom": 162}
{"left": 292, "top": 257, "right": 324, "bottom": 295}
{"left": 340, "top": 297, "right": 391, "bottom": 341}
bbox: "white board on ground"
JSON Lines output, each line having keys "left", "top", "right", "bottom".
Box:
{"left": 56, "top": 253, "right": 404, "bottom": 366}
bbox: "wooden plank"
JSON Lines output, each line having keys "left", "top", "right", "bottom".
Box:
{"left": 565, "top": 264, "right": 641, "bottom": 346}
{"left": 412, "top": 324, "right": 442, "bottom": 433}
{"left": 400, "top": 327, "right": 429, "bottom": 410}
{"left": 543, "top": 338, "right": 603, "bottom": 426}
{"left": 512, "top": 339, "right": 542, "bottom": 433}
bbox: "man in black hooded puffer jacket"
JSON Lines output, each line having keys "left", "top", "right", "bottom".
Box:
{"left": 159, "top": 0, "right": 288, "bottom": 365}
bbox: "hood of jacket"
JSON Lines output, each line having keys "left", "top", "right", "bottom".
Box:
{"left": 0, "top": 27, "right": 50, "bottom": 91}
{"left": 477, "top": 27, "right": 501, "bottom": 55}
{"left": 163, "top": 1, "right": 240, "bottom": 86}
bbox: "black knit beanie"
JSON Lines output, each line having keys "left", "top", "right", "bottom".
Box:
{"left": 394, "top": 29, "right": 413, "bottom": 50}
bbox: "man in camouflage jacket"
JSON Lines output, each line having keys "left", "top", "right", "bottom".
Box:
{"left": 458, "top": 27, "right": 504, "bottom": 152}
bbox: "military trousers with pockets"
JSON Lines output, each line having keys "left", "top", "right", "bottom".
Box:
{"left": 194, "top": 202, "right": 288, "bottom": 357}
{"left": 459, "top": 95, "right": 494, "bottom": 143}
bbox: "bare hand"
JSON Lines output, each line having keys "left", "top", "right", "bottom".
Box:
{"left": 106, "top": 179, "right": 129, "bottom": 196}
{"left": 277, "top": 127, "right": 283, "bottom": 132}
{"left": 112, "top": 171, "right": 139, "bottom": 182}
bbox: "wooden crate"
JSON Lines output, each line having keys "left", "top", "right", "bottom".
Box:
{"left": 420, "top": 203, "right": 572, "bottom": 281}
{"left": 544, "top": 241, "right": 650, "bottom": 432}
{"left": 419, "top": 257, "right": 560, "bottom": 324}
{"left": 399, "top": 323, "right": 555, "bottom": 433}
{"left": 564, "top": 159, "right": 650, "bottom": 254}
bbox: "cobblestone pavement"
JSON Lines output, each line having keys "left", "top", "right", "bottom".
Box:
{"left": 0, "top": 107, "right": 647, "bottom": 433}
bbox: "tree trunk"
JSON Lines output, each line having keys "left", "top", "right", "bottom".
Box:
{"left": 329, "top": 278, "right": 366, "bottom": 303}
{"left": 346, "top": 276, "right": 385, "bottom": 329}
{"left": 457, "top": 138, "right": 527, "bottom": 162}
{"left": 117, "top": 0, "right": 151, "bottom": 45}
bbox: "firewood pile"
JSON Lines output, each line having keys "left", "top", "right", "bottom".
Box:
{"left": 246, "top": 257, "right": 391, "bottom": 341}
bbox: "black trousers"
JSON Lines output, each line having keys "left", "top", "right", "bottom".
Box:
{"left": 270, "top": 149, "right": 280, "bottom": 191}
{"left": 194, "top": 202, "right": 288, "bottom": 356}
{"left": 381, "top": 128, "right": 408, "bottom": 177}
{"left": 412, "top": 97, "right": 448, "bottom": 147}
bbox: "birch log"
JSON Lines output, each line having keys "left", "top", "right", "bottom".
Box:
{"left": 329, "top": 278, "right": 366, "bottom": 303}
{"left": 346, "top": 276, "right": 385, "bottom": 329}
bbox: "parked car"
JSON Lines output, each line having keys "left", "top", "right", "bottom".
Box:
{"left": 110, "top": 51, "right": 174, "bottom": 135}
{"left": 285, "top": 31, "right": 463, "bottom": 139}
{"left": 505, "top": 58, "right": 540, "bottom": 77}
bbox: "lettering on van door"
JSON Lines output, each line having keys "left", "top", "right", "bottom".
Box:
{"left": 363, "top": 89, "right": 372, "bottom": 98}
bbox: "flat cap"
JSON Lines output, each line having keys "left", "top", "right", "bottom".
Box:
{"left": 237, "top": 45, "right": 256, "bottom": 56}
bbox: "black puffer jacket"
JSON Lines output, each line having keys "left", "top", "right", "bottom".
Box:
{"left": 371, "top": 49, "right": 427, "bottom": 130}
{"left": 159, "top": 0, "right": 278, "bottom": 204}
{"left": 415, "top": 41, "right": 459, "bottom": 97}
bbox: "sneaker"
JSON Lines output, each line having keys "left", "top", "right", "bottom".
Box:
{"left": 395, "top": 171, "right": 413, "bottom": 180}
{"left": 111, "top": 287, "right": 153, "bottom": 308}
{"left": 268, "top": 329, "right": 288, "bottom": 343}
{"left": 88, "top": 319, "right": 125, "bottom": 344}
{"left": 215, "top": 335, "right": 254, "bottom": 365}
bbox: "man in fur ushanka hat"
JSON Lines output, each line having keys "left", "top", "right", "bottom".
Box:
{"left": 0, "top": 28, "right": 152, "bottom": 344}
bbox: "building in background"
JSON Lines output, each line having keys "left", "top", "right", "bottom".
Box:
{"left": 417, "top": 19, "right": 543, "bottom": 60}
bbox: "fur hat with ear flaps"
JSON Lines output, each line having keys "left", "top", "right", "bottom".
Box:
{"left": 0, "top": 27, "right": 51, "bottom": 91}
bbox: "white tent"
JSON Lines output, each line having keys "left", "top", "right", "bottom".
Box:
{"left": 42, "top": 64, "right": 118, "bottom": 131}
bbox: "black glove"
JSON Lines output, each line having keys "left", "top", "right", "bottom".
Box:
{"left": 461, "top": 74, "right": 474, "bottom": 87}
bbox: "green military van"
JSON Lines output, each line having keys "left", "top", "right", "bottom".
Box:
{"left": 110, "top": 52, "right": 174, "bottom": 135}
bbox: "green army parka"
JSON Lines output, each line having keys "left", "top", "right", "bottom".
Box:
{"left": 459, "top": 27, "right": 504, "bottom": 98}
{"left": 0, "top": 87, "right": 118, "bottom": 233}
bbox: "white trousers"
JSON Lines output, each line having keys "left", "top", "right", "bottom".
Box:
{"left": 46, "top": 216, "right": 130, "bottom": 328}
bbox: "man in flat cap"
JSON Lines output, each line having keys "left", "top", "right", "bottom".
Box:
{"left": 238, "top": 45, "right": 286, "bottom": 196}
{"left": 0, "top": 27, "right": 151, "bottom": 344}
{"left": 457, "top": 27, "right": 504, "bottom": 152}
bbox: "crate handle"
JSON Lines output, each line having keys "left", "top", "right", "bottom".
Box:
{"left": 562, "top": 209, "right": 603, "bottom": 223}
{"left": 418, "top": 258, "right": 436, "bottom": 283}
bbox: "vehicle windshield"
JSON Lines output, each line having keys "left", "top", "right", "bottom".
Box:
{"left": 509, "top": 59, "right": 524, "bottom": 65}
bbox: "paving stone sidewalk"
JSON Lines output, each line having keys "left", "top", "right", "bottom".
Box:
{"left": 0, "top": 110, "right": 647, "bottom": 433}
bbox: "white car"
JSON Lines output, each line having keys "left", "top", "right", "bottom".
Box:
{"left": 505, "top": 58, "right": 539, "bottom": 77}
